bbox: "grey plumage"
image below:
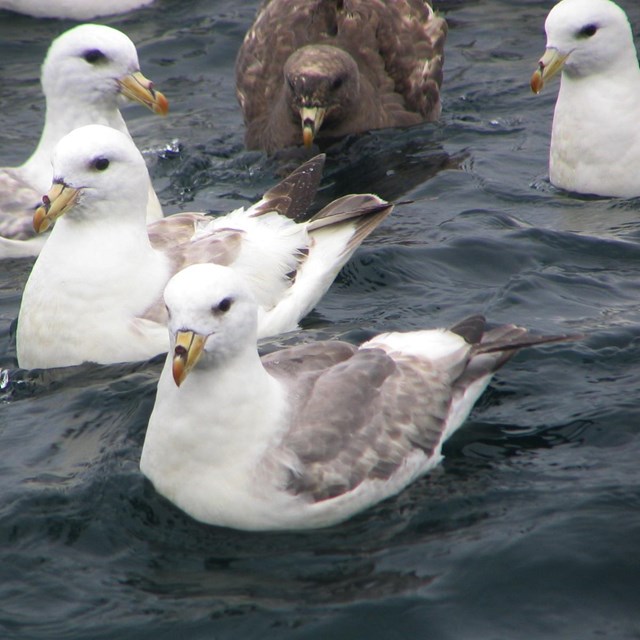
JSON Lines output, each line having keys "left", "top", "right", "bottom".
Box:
{"left": 142, "top": 262, "right": 581, "bottom": 530}
{"left": 262, "top": 316, "right": 576, "bottom": 503}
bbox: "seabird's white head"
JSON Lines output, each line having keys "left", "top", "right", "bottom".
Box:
{"left": 33, "top": 124, "right": 150, "bottom": 232}
{"left": 41, "top": 24, "right": 168, "bottom": 115}
{"left": 163, "top": 264, "right": 259, "bottom": 385}
{"left": 531, "top": 0, "right": 638, "bottom": 92}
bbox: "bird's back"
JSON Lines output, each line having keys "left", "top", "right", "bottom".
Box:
{"left": 236, "top": 0, "right": 447, "bottom": 150}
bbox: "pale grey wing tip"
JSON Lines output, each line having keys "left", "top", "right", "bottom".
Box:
{"left": 307, "top": 194, "right": 393, "bottom": 256}
{"left": 477, "top": 331, "right": 584, "bottom": 356}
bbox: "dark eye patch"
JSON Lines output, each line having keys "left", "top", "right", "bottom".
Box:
{"left": 91, "top": 157, "right": 110, "bottom": 171}
{"left": 578, "top": 23, "right": 598, "bottom": 38}
{"left": 214, "top": 297, "right": 233, "bottom": 314}
{"left": 83, "top": 49, "right": 107, "bottom": 64}
{"left": 331, "top": 76, "right": 344, "bottom": 91}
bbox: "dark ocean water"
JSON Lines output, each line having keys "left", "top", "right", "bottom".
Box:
{"left": 1, "top": 0, "right": 640, "bottom": 638}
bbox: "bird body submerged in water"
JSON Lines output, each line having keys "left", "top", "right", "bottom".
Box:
{"left": 140, "top": 263, "right": 577, "bottom": 531}
{"left": 0, "top": 23, "right": 168, "bottom": 259}
{"left": 236, "top": 0, "right": 447, "bottom": 152}
{"left": 16, "top": 125, "right": 392, "bottom": 369}
{"left": 530, "top": 0, "right": 640, "bottom": 198}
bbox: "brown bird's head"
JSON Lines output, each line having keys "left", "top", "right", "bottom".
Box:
{"left": 283, "top": 44, "right": 360, "bottom": 147}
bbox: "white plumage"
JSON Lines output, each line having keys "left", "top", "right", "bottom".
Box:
{"left": 0, "top": 0, "right": 154, "bottom": 20}
{"left": 16, "top": 124, "right": 391, "bottom": 369}
{"left": 531, "top": 0, "right": 640, "bottom": 197}
{"left": 0, "top": 24, "right": 167, "bottom": 258}
{"left": 140, "top": 263, "right": 575, "bottom": 531}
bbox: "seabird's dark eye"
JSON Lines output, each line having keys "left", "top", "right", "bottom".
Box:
{"left": 215, "top": 297, "right": 233, "bottom": 313}
{"left": 83, "top": 49, "right": 107, "bottom": 64}
{"left": 331, "top": 76, "right": 344, "bottom": 91}
{"left": 91, "top": 157, "right": 110, "bottom": 171}
{"left": 578, "top": 24, "right": 598, "bottom": 38}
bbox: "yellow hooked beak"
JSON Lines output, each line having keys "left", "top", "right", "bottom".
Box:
{"left": 117, "top": 70, "right": 169, "bottom": 116}
{"left": 530, "top": 48, "right": 569, "bottom": 94}
{"left": 172, "top": 330, "right": 207, "bottom": 386}
{"left": 301, "top": 106, "right": 327, "bottom": 148}
{"left": 33, "top": 181, "right": 81, "bottom": 233}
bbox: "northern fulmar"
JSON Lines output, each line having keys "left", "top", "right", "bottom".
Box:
{"left": 17, "top": 124, "right": 392, "bottom": 369}
{"left": 0, "top": 24, "right": 167, "bottom": 259}
{"left": 530, "top": 0, "right": 640, "bottom": 198}
{"left": 140, "top": 262, "right": 577, "bottom": 531}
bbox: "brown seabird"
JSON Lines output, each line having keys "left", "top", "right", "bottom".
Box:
{"left": 236, "top": 0, "right": 448, "bottom": 152}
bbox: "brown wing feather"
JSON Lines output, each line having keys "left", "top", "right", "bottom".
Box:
{"left": 250, "top": 154, "right": 325, "bottom": 222}
{"left": 236, "top": 0, "right": 447, "bottom": 150}
{"left": 368, "top": 0, "right": 447, "bottom": 119}
{"left": 237, "top": 0, "right": 327, "bottom": 123}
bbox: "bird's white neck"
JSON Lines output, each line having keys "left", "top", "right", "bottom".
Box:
{"left": 150, "top": 346, "right": 287, "bottom": 468}
{"left": 20, "top": 94, "right": 129, "bottom": 193}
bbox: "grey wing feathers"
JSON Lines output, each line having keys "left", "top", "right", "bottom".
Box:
{"left": 450, "top": 314, "right": 579, "bottom": 354}
{"left": 307, "top": 193, "right": 393, "bottom": 257}
{"left": 148, "top": 213, "right": 200, "bottom": 251}
{"left": 450, "top": 315, "right": 580, "bottom": 387}
{"left": 279, "top": 346, "right": 453, "bottom": 502}
{"left": 262, "top": 340, "right": 358, "bottom": 379}
{"left": 0, "top": 170, "right": 42, "bottom": 240}
{"left": 274, "top": 316, "right": 578, "bottom": 503}
{"left": 148, "top": 213, "right": 244, "bottom": 273}
{"left": 476, "top": 326, "right": 581, "bottom": 356}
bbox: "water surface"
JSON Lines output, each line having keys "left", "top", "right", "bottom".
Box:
{"left": 1, "top": 1, "right": 640, "bottom": 638}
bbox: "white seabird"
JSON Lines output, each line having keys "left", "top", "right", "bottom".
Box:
{"left": 140, "top": 263, "right": 577, "bottom": 531}
{"left": 0, "top": 0, "right": 154, "bottom": 20}
{"left": 0, "top": 23, "right": 167, "bottom": 259}
{"left": 531, "top": 0, "right": 640, "bottom": 198}
{"left": 16, "top": 124, "right": 392, "bottom": 369}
